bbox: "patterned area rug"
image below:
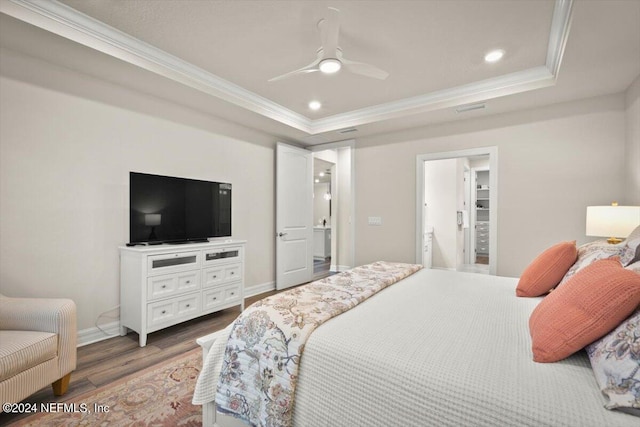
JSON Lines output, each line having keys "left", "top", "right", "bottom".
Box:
{"left": 11, "top": 349, "right": 202, "bottom": 426}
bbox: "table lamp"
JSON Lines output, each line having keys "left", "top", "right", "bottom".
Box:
{"left": 586, "top": 202, "right": 640, "bottom": 244}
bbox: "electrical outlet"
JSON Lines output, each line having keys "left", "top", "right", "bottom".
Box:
{"left": 368, "top": 216, "right": 382, "bottom": 226}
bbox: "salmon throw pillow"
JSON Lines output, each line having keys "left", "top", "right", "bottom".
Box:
{"left": 516, "top": 241, "right": 577, "bottom": 297}
{"left": 529, "top": 257, "right": 640, "bottom": 363}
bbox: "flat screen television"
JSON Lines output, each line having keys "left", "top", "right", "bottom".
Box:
{"left": 129, "top": 172, "right": 231, "bottom": 244}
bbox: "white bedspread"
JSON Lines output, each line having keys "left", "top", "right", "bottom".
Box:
{"left": 197, "top": 269, "right": 639, "bottom": 426}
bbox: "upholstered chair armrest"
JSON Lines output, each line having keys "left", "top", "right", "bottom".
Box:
{"left": 0, "top": 295, "right": 77, "bottom": 373}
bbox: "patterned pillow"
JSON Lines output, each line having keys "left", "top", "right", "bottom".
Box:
{"left": 621, "top": 237, "right": 640, "bottom": 267}
{"left": 586, "top": 309, "right": 640, "bottom": 416}
{"left": 627, "top": 225, "right": 640, "bottom": 242}
{"left": 559, "top": 240, "right": 625, "bottom": 285}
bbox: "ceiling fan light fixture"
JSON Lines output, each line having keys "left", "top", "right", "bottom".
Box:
{"left": 319, "top": 58, "right": 342, "bottom": 74}
{"left": 484, "top": 49, "right": 505, "bottom": 63}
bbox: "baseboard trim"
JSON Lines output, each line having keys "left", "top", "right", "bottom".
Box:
{"left": 331, "top": 264, "right": 352, "bottom": 272}
{"left": 244, "top": 281, "right": 275, "bottom": 298}
{"left": 77, "top": 320, "right": 121, "bottom": 347}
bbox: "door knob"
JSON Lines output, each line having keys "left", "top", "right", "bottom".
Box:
{"left": 278, "top": 232, "right": 288, "bottom": 237}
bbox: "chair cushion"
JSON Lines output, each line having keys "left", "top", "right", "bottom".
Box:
{"left": 0, "top": 330, "right": 57, "bottom": 381}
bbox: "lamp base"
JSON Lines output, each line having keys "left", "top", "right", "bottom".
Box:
{"left": 606, "top": 237, "right": 623, "bottom": 244}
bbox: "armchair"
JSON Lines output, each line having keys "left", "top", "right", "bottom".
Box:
{"left": 0, "top": 294, "right": 77, "bottom": 409}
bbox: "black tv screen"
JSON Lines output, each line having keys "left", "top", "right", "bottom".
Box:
{"left": 129, "top": 172, "right": 231, "bottom": 244}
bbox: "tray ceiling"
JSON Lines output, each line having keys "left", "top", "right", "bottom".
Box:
{"left": 1, "top": 0, "right": 638, "bottom": 145}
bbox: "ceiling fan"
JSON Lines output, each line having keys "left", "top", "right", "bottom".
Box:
{"left": 268, "top": 7, "right": 389, "bottom": 82}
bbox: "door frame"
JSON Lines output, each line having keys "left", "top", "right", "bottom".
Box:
{"left": 463, "top": 167, "right": 472, "bottom": 264}
{"left": 416, "top": 147, "right": 498, "bottom": 275}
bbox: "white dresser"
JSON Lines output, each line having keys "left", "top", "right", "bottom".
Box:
{"left": 119, "top": 240, "right": 246, "bottom": 347}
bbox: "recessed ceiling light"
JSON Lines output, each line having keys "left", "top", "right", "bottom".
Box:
{"left": 319, "top": 58, "right": 342, "bottom": 74}
{"left": 484, "top": 49, "right": 505, "bottom": 63}
{"left": 309, "top": 100, "right": 322, "bottom": 110}
{"left": 319, "top": 171, "right": 325, "bottom": 177}
{"left": 315, "top": 178, "right": 320, "bottom": 183}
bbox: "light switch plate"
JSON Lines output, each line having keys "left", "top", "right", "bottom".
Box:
{"left": 368, "top": 216, "right": 382, "bottom": 226}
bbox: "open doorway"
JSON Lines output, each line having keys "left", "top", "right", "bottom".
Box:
{"left": 416, "top": 147, "right": 498, "bottom": 275}
{"left": 310, "top": 141, "right": 355, "bottom": 279}
{"left": 313, "top": 156, "right": 334, "bottom": 279}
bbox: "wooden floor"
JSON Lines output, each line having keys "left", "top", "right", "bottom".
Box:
{"left": 0, "top": 291, "right": 276, "bottom": 426}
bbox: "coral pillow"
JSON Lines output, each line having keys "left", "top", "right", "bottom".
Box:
{"left": 516, "top": 241, "right": 577, "bottom": 297}
{"left": 529, "top": 257, "right": 640, "bottom": 363}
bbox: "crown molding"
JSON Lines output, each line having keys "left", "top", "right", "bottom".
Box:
{"left": 2, "top": 0, "right": 573, "bottom": 137}
{"left": 1, "top": 0, "right": 313, "bottom": 133}
{"left": 309, "top": 66, "right": 555, "bottom": 134}
{"left": 546, "top": 0, "right": 574, "bottom": 78}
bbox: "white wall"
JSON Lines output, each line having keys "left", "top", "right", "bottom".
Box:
{"left": 355, "top": 94, "right": 628, "bottom": 278}
{"left": 0, "top": 72, "right": 276, "bottom": 333}
{"left": 626, "top": 74, "right": 640, "bottom": 204}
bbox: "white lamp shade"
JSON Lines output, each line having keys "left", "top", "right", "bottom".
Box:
{"left": 586, "top": 205, "right": 640, "bottom": 238}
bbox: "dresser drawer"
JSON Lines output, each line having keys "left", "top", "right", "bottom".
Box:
{"left": 147, "top": 271, "right": 200, "bottom": 301}
{"left": 202, "top": 288, "right": 225, "bottom": 311}
{"left": 202, "top": 282, "right": 242, "bottom": 311}
{"left": 202, "top": 246, "right": 243, "bottom": 267}
{"left": 147, "top": 251, "right": 201, "bottom": 276}
{"left": 477, "top": 245, "right": 489, "bottom": 253}
{"left": 476, "top": 222, "right": 490, "bottom": 232}
{"left": 223, "top": 283, "right": 242, "bottom": 303}
{"left": 202, "top": 263, "right": 242, "bottom": 288}
{"left": 147, "top": 293, "right": 201, "bottom": 329}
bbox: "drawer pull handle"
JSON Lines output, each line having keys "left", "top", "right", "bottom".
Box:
{"left": 162, "top": 285, "right": 166, "bottom": 289}
{"left": 186, "top": 304, "right": 190, "bottom": 308}
{"left": 213, "top": 275, "right": 217, "bottom": 279}
{"left": 213, "top": 297, "right": 217, "bottom": 301}
{"left": 230, "top": 272, "right": 235, "bottom": 275}
{"left": 230, "top": 292, "right": 235, "bottom": 295}
{"left": 161, "top": 310, "right": 166, "bottom": 314}
{"left": 186, "top": 280, "right": 190, "bottom": 284}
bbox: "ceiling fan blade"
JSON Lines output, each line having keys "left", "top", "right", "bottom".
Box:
{"left": 319, "top": 7, "right": 340, "bottom": 58}
{"left": 268, "top": 55, "right": 322, "bottom": 82}
{"left": 341, "top": 57, "right": 389, "bottom": 80}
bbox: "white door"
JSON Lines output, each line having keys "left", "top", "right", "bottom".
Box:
{"left": 276, "top": 143, "right": 313, "bottom": 290}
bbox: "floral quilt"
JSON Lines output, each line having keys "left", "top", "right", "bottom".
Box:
{"left": 214, "top": 261, "right": 422, "bottom": 426}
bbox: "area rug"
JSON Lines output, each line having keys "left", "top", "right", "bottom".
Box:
{"left": 11, "top": 348, "right": 203, "bottom": 426}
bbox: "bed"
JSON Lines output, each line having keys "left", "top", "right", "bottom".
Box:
{"left": 193, "top": 266, "right": 639, "bottom": 427}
